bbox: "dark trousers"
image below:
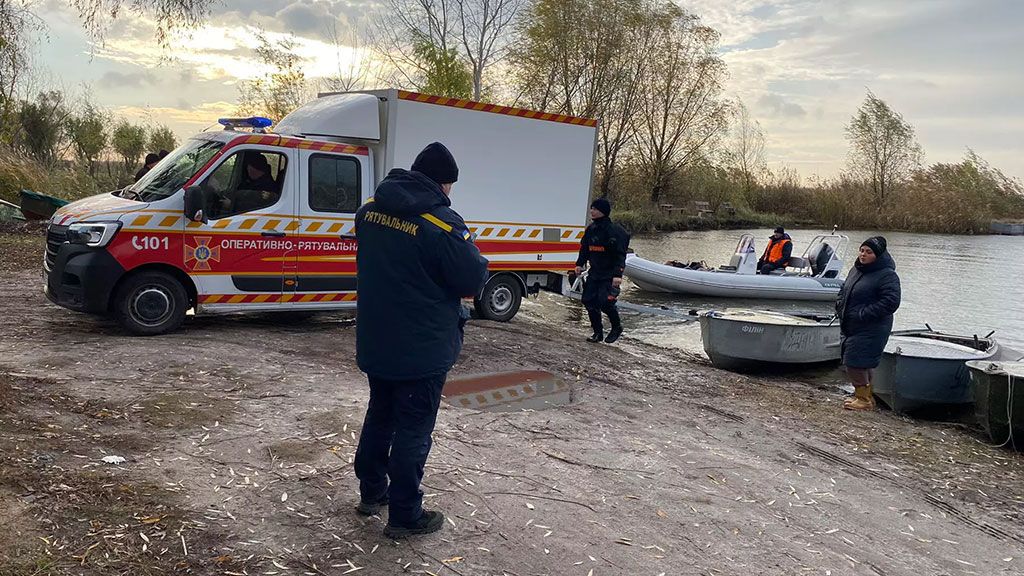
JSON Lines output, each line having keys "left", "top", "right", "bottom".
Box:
{"left": 581, "top": 277, "right": 621, "bottom": 334}
{"left": 353, "top": 373, "right": 446, "bottom": 526}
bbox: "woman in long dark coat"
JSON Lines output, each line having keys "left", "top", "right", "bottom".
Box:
{"left": 835, "top": 236, "right": 902, "bottom": 410}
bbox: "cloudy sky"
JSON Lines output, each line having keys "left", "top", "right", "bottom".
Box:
{"left": 30, "top": 0, "right": 1024, "bottom": 181}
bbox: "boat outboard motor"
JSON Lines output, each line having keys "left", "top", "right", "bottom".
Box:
{"left": 810, "top": 242, "right": 834, "bottom": 276}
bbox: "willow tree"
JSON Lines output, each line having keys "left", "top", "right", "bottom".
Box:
{"left": 845, "top": 91, "right": 922, "bottom": 203}
{"left": 236, "top": 33, "right": 309, "bottom": 121}
{"left": 510, "top": 0, "right": 657, "bottom": 199}
{"left": 71, "top": 0, "right": 217, "bottom": 43}
{"left": 633, "top": 4, "right": 730, "bottom": 205}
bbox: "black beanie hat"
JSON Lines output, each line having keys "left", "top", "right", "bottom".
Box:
{"left": 861, "top": 236, "right": 887, "bottom": 256}
{"left": 411, "top": 142, "right": 459, "bottom": 185}
{"left": 591, "top": 197, "right": 611, "bottom": 217}
{"left": 774, "top": 226, "right": 785, "bottom": 234}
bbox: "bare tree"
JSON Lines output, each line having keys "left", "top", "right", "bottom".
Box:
{"left": 634, "top": 5, "right": 730, "bottom": 204}
{"left": 845, "top": 90, "right": 922, "bottom": 203}
{"left": 371, "top": 0, "right": 458, "bottom": 90}
{"left": 454, "top": 0, "right": 522, "bottom": 99}
{"left": 372, "top": 0, "right": 521, "bottom": 98}
{"left": 318, "top": 20, "right": 380, "bottom": 93}
{"left": 728, "top": 100, "right": 766, "bottom": 193}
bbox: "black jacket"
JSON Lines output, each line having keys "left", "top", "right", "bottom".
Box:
{"left": 355, "top": 169, "right": 489, "bottom": 380}
{"left": 576, "top": 217, "right": 630, "bottom": 280}
{"left": 836, "top": 252, "right": 901, "bottom": 368}
{"left": 231, "top": 173, "right": 278, "bottom": 213}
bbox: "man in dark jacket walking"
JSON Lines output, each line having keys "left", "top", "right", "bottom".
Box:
{"left": 353, "top": 142, "right": 489, "bottom": 537}
{"left": 575, "top": 198, "right": 630, "bottom": 344}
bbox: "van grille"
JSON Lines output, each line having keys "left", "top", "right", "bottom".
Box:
{"left": 45, "top": 224, "right": 67, "bottom": 272}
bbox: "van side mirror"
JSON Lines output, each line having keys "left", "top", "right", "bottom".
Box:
{"left": 184, "top": 186, "right": 207, "bottom": 223}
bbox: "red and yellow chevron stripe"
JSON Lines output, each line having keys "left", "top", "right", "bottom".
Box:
{"left": 200, "top": 292, "right": 358, "bottom": 305}
{"left": 399, "top": 91, "right": 598, "bottom": 128}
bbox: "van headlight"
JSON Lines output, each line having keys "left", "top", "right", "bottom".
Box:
{"left": 67, "top": 222, "right": 122, "bottom": 247}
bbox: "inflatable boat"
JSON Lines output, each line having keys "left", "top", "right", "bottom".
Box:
{"left": 625, "top": 232, "right": 848, "bottom": 301}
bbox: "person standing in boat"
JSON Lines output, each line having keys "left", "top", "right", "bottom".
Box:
{"left": 836, "top": 236, "right": 902, "bottom": 411}
{"left": 758, "top": 226, "right": 793, "bottom": 274}
{"left": 575, "top": 198, "right": 630, "bottom": 344}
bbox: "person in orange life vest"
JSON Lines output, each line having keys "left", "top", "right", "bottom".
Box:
{"left": 758, "top": 226, "right": 793, "bottom": 274}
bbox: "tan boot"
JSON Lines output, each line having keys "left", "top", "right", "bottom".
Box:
{"left": 843, "top": 384, "right": 876, "bottom": 411}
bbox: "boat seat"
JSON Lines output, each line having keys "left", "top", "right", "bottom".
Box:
{"left": 787, "top": 256, "right": 810, "bottom": 269}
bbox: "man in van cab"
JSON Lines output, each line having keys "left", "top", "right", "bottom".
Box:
{"left": 758, "top": 226, "right": 793, "bottom": 274}
{"left": 219, "top": 153, "right": 279, "bottom": 214}
{"left": 352, "top": 142, "right": 489, "bottom": 538}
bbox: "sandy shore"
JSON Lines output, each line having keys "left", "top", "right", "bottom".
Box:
{"left": 1, "top": 229, "right": 1022, "bottom": 575}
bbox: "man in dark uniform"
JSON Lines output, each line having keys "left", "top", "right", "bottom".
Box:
{"left": 575, "top": 197, "right": 630, "bottom": 344}
{"left": 353, "top": 142, "right": 489, "bottom": 538}
{"left": 134, "top": 153, "right": 160, "bottom": 181}
{"left": 223, "top": 153, "right": 279, "bottom": 214}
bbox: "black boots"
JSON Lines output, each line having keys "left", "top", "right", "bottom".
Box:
{"left": 605, "top": 326, "right": 623, "bottom": 344}
{"left": 587, "top": 331, "right": 604, "bottom": 343}
{"left": 384, "top": 510, "right": 445, "bottom": 538}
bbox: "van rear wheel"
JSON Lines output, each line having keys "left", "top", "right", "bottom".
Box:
{"left": 475, "top": 275, "right": 522, "bottom": 322}
{"left": 113, "top": 271, "right": 188, "bottom": 336}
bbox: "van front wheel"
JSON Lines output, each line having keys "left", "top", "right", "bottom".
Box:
{"left": 475, "top": 275, "right": 522, "bottom": 322}
{"left": 112, "top": 271, "right": 188, "bottom": 335}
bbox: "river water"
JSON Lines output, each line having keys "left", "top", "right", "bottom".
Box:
{"left": 521, "top": 227, "right": 1024, "bottom": 361}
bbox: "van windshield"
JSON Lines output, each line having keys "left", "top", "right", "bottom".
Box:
{"left": 127, "top": 139, "right": 224, "bottom": 202}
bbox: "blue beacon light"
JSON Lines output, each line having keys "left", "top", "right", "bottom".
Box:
{"left": 217, "top": 117, "right": 274, "bottom": 132}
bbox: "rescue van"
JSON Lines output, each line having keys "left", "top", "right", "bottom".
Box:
{"left": 44, "top": 90, "right": 598, "bottom": 335}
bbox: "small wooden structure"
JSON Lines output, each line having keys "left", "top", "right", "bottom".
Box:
{"left": 691, "top": 201, "right": 714, "bottom": 219}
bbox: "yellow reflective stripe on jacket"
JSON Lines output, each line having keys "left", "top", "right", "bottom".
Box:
{"left": 421, "top": 212, "right": 453, "bottom": 233}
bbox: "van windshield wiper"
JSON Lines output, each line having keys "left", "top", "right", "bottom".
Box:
{"left": 120, "top": 186, "right": 143, "bottom": 201}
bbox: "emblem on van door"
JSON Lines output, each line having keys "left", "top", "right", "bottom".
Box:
{"left": 185, "top": 237, "right": 220, "bottom": 271}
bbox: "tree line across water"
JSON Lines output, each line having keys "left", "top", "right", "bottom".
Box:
{"left": 2, "top": 0, "right": 1022, "bottom": 233}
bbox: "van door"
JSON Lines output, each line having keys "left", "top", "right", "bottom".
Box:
{"left": 184, "top": 145, "right": 298, "bottom": 311}
{"left": 293, "top": 147, "right": 370, "bottom": 306}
